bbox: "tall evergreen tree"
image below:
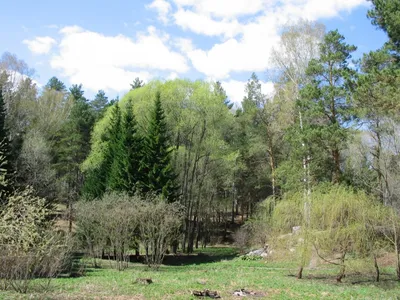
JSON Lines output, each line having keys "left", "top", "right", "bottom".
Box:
{"left": 53, "top": 84, "right": 95, "bottom": 199}
{"left": 105, "top": 103, "right": 126, "bottom": 192}
{"left": 299, "top": 30, "right": 357, "bottom": 184}
{"left": 121, "top": 100, "right": 142, "bottom": 194}
{"left": 139, "top": 92, "right": 178, "bottom": 201}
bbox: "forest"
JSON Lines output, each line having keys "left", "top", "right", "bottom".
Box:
{"left": 1, "top": 0, "right": 400, "bottom": 298}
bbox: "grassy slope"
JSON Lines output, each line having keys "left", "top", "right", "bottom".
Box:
{"left": 1, "top": 248, "right": 399, "bottom": 299}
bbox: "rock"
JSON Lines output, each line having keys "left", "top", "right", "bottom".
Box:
{"left": 192, "top": 289, "right": 221, "bottom": 298}
{"left": 135, "top": 278, "right": 153, "bottom": 284}
{"left": 292, "top": 226, "right": 301, "bottom": 234}
{"left": 248, "top": 249, "right": 264, "bottom": 256}
{"left": 233, "top": 289, "right": 263, "bottom": 297}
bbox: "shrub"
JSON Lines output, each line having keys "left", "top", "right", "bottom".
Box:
{"left": 0, "top": 188, "right": 72, "bottom": 293}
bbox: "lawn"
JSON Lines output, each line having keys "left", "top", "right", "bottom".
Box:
{"left": 1, "top": 247, "right": 400, "bottom": 299}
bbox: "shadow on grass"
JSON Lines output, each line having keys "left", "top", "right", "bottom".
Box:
{"left": 101, "top": 247, "right": 240, "bottom": 266}
{"left": 293, "top": 272, "right": 400, "bottom": 291}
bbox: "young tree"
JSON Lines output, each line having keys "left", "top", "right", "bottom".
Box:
{"left": 139, "top": 92, "right": 178, "bottom": 202}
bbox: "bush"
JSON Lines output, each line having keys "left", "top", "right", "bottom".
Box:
{"left": 76, "top": 192, "right": 184, "bottom": 270}
{"left": 138, "top": 194, "right": 184, "bottom": 268}
{"left": 0, "top": 188, "right": 72, "bottom": 293}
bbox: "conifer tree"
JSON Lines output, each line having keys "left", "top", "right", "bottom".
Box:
{"left": 139, "top": 92, "right": 178, "bottom": 202}
{"left": 106, "top": 103, "right": 132, "bottom": 193}
{"left": 299, "top": 30, "right": 357, "bottom": 184}
{"left": 121, "top": 100, "right": 142, "bottom": 194}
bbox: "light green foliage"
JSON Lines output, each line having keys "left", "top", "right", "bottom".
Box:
{"left": 83, "top": 79, "right": 235, "bottom": 252}
{"left": 271, "top": 184, "right": 391, "bottom": 280}
{"left": 0, "top": 188, "right": 71, "bottom": 293}
{"left": 0, "top": 188, "right": 50, "bottom": 251}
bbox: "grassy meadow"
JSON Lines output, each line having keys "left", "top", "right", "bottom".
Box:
{"left": 1, "top": 247, "right": 400, "bottom": 299}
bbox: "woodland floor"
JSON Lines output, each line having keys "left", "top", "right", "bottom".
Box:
{"left": 1, "top": 247, "right": 400, "bottom": 299}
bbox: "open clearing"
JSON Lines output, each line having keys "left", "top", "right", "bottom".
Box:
{"left": 1, "top": 248, "right": 400, "bottom": 299}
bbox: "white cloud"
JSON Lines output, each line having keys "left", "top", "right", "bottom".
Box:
{"left": 173, "top": 37, "right": 194, "bottom": 53}
{"left": 222, "top": 79, "right": 274, "bottom": 107}
{"left": 168, "top": 0, "right": 367, "bottom": 79}
{"left": 23, "top": 36, "right": 56, "bottom": 54}
{"left": 147, "top": 0, "right": 172, "bottom": 24}
{"left": 173, "top": 0, "right": 265, "bottom": 19}
{"left": 50, "top": 26, "right": 189, "bottom": 93}
{"left": 173, "top": 9, "right": 242, "bottom": 38}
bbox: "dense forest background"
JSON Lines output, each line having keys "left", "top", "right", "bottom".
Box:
{"left": 1, "top": 0, "right": 400, "bottom": 287}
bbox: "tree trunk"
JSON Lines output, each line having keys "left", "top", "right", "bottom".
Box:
{"left": 332, "top": 148, "right": 341, "bottom": 184}
{"left": 374, "top": 255, "right": 380, "bottom": 282}
{"left": 297, "top": 266, "right": 303, "bottom": 279}
{"left": 336, "top": 253, "right": 346, "bottom": 283}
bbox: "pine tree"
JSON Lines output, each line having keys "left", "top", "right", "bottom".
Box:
{"left": 139, "top": 92, "right": 178, "bottom": 202}
{"left": 299, "top": 30, "right": 357, "bottom": 184}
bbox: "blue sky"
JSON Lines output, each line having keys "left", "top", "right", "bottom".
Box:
{"left": 0, "top": 0, "right": 388, "bottom": 104}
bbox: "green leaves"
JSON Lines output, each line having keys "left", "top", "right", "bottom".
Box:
{"left": 298, "top": 30, "right": 357, "bottom": 184}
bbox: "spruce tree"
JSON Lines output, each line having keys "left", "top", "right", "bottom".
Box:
{"left": 105, "top": 103, "right": 126, "bottom": 192}
{"left": 121, "top": 100, "right": 142, "bottom": 194}
{"left": 139, "top": 92, "right": 178, "bottom": 202}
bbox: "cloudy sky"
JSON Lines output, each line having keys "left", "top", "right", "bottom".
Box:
{"left": 0, "top": 0, "right": 387, "bottom": 105}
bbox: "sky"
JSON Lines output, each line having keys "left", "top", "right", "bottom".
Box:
{"left": 0, "top": 0, "right": 388, "bottom": 105}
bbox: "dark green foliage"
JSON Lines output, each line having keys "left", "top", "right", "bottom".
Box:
{"left": 214, "top": 81, "right": 233, "bottom": 109}
{"left": 121, "top": 100, "right": 142, "bottom": 194}
{"left": 298, "top": 30, "right": 357, "bottom": 183}
{"left": 105, "top": 103, "right": 126, "bottom": 192}
{"left": 139, "top": 92, "right": 178, "bottom": 202}
{"left": 45, "top": 76, "right": 66, "bottom": 92}
{"left": 90, "top": 90, "right": 109, "bottom": 120}
{"left": 69, "top": 84, "right": 85, "bottom": 101}
{"left": 0, "top": 89, "right": 13, "bottom": 202}
{"left": 368, "top": 0, "right": 400, "bottom": 51}
{"left": 83, "top": 101, "right": 142, "bottom": 198}
{"left": 53, "top": 85, "right": 95, "bottom": 199}
{"left": 130, "top": 77, "right": 144, "bottom": 90}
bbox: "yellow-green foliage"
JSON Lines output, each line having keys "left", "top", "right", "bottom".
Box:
{"left": 271, "top": 185, "right": 389, "bottom": 264}
{"left": 82, "top": 79, "right": 234, "bottom": 172}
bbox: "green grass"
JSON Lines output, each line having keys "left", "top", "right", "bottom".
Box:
{"left": 1, "top": 248, "right": 400, "bottom": 299}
